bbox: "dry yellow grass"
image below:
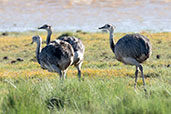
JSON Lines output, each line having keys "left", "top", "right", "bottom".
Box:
{"left": 0, "top": 32, "right": 171, "bottom": 81}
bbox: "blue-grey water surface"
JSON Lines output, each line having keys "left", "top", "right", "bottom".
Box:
{"left": 0, "top": 0, "right": 171, "bottom": 32}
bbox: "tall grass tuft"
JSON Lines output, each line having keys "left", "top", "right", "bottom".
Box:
{"left": 0, "top": 77, "right": 170, "bottom": 114}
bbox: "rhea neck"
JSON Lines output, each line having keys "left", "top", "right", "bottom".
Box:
{"left": 109, "top": 27, "right": 115, "bottom": 54}
{"left": 35, "top": 39, "right": 42, "bottom": 64}
{"left": 46, "top": 28, "right": 52, "bottom": 45}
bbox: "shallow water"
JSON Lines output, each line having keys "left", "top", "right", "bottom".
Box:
{"left": 0, "top": 0, "right": 171, "bottom": 32}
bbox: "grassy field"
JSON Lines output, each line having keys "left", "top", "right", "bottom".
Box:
{"left": 0, "top": 31, "right": 171, "bottom": 114}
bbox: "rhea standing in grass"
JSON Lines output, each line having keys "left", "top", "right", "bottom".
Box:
{"left": 31, "top": 35, "right": 74, "bottom": 80}
{"left": 99, "top": 24, "right": 152, "bottom": 90}
{"left": 38, "top": 24, "right": 85, "bottom": 80}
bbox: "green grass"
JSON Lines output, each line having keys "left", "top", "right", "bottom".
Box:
{"left": 0, "top": 78, "right": 170, "bottom": 114}
{"left": 0, "top": 32, "right": 171, "bottom": 114}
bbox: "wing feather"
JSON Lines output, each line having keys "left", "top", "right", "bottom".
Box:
{"left": 115, "top": 34, "right": 151, "bottom": 63}
{"left": 39, "top": 40, "right": 74, "bottom": 70}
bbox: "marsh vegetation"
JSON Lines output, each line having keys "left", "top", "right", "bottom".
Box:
{"left": 0, "top": 32, "right": 170, "bottom": 114}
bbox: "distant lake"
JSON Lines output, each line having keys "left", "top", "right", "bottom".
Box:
{"left": 0, "top": 0, "right": 171, "bottom": 32}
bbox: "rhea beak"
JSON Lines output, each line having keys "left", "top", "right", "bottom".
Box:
{"left": 38, "top": 26, "right": 44, "bottom": 29}
{"left": 98, "top": 26, "right": 105, "bottom": 29}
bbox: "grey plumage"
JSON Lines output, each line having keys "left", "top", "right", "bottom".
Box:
{"left": 99, "top": 24, "right": 152, "bottom": 90}
{"left": 57, "top": 34, "right": 85, "bottom": 65}
{"left": 57, "top": 34, "right": 85, "bottom": 52}
{"left": 115, "top": 33, "right": 151, "bottom": 64}
{"left": 31, "top": 35, "right": 74, "bottom": 80}
{"left": 38, "top": 24, "right": 85, "bottom": 80}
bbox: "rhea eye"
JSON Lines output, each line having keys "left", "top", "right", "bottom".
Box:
{"left": 107, "top": 25, "right": 110, "bottom": 27}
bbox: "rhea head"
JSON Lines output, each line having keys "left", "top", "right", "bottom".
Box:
{"left": 31, "top": 35, "right": 41, "bottom": 44}
{"left": 98, "top": 24, "right": 116, "bottom": 32}
{"left": 38, "top": 24, "right": 51, "bottom": 31}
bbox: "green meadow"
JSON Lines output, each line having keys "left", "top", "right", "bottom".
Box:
{"left": 0, "top": 31, "right": 170, "bottom": 114}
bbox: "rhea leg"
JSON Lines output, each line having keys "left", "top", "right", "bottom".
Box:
{"left": 122, "top": 57, "right": 141, "bottom": 89}
{"left": 139, "top": 65, "right": 146, "bottom": 92}
{"left": 59, "top": 71, "right": 63, "bottom": 80}
{"left": 51, "top": 65, "right": 63, "bottom": 80}
{"left": 75, "top": 62, "right": 82, "bottom": 81}
{"left": 63, "top": 70, "right": 67, "bottom": 80}
{"left": 134, "top": 66, "right": 138, "bottom": 89}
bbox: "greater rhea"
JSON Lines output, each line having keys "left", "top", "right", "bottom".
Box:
{"left": 31, "top": 35, "right": 74, "bottom": 80}
{"left": 99, "top": 24, "right": 152, "bottom": 90}
{"left": 38, "top": 24, "right": 85, "bottom": 80}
